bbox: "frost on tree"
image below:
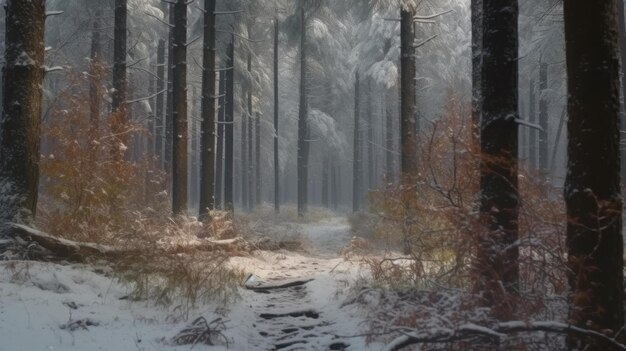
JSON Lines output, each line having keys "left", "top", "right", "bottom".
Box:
{"left": 0, "top": 0, "right": 46, "bottom": 233}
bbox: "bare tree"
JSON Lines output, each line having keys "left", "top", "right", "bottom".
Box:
{"left": 199, "top": 0, "right": 216, "bottom": 220}
{"left": 274, "top": 18, "right": 280, "bottom": 213}
{"left": 538, "top": 61, "right": 549, "bottom": 174}
{"left": 353, "top": 71, "right": 362, "bottom": 212}
{"left": 155, "top": 39, "right": 166, "bottom": 167}
{"left": 297, "top": 7, "right": 309, "bottom": 217}
{"left": 400, "top": 4, "right": 418, "bottom": 179}
{"left": 224, "top": 38, "right": 235, "bottom": 211}
{"left": 171, "top": 0, "right": 188, "bottom": 215}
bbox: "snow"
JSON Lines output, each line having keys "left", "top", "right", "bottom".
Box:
{"left": 0, "top": 216, "right": 379, "bottom": 350}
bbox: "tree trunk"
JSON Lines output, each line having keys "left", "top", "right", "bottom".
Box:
{"left": 241, "top": 84, "right": 248, "bottom": 211}
{"left": 331, "top": 162, "right": 339, "bottom": 210}
{"left": 171, "top": 0, "right": 188, "bottom": 215}
{"left": 538, "top": 61, "right": 549, "bottom": 174}
{"left": 297, "top": 8, "right": 309, "bottom": 217}
{"left": 274, "top": 18, "right": 280, "bottom": 214}
{"left": 190, "top": 87, "right": 199, "bottom": 209}
{"left": 0, "top": 0, "right": 45, "bottom": 232}
{"left": 528, "top": 78, "right": 537, "bottom": 169}
{"left": 215, "top": 71, "right": 226, "bottom": 210}
{"left": 471, "top": 0, "right": 482, "bottom": 147}
{"left": 89, "top": 12, "right": 103, "bottom": 168}
{"left": 322, "top": 156, "right": 329, "bottom": 208}
{"left": 111, "top": 0, "right": 128, "bottom": 161}
{"left": 155, "top": 39, "right": 165, "bottom": 168}
{"left": 165, "top": 4, "right": 175, "bottom": 174}
{"left": 353, "top": 71, "right": 362, "bottom": 213}
{"left": 246, "top": 53, "right": 254, "bottom": 211}
{"left": 564, "top": 1, "right": 624, "bottom": 348}
{"left": 255, "top": 112, "right": 261, "bottom": 207}
{"left": 112, "top": 0, "right": 127, "bottom": 112}
{"left": 224, "top": 38, "right": 235, "bottom": 211}
{"left": 89, "top": 12, "right": 102, "bottom": 127}
{"left": 400, "top": 5, "right": 418, "bottom": 178}
{"left": 475, "top": 0, "right": 519, "bottom": 305}
{"left": 385, "top": 90, "right": 394, "bottom": 180}
{"left": 367, "top": 79, "right": 374, "bottom": 190}
{"left": 618, "top": 0, "right": 626, "bottom": 178}
{"left": 199, "top": 0, "right": 216, "bottom": 220}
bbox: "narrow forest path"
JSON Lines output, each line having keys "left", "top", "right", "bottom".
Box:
{"left": 228, "top": 217, "right": 376, "bottom": 351}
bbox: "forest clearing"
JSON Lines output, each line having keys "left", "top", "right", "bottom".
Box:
{"left": 1, "top": 0, "right": 626, "bottom": 350}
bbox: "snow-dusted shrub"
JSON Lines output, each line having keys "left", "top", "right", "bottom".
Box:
{"left": 37, "top": 66, "right": 167, "bottom": 245}
{"left": 353, "top": 90, "right": 569, "bottom": 348}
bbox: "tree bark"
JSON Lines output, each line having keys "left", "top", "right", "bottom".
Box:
{"left": 112, "top": 0, "right": 127, "bottom": 112}
{"left": 255, "top": 112, "right": 261, "bottom": 207}
{"left": 165, "top": 4, "right": 175, "bottom": 174}
{"left": 111, "top": 0, "right": 128, "bottom": 161}
{"left": 89, "top": 12, "right": 102, "bottom": 127}
{"left": 400, "top": 6, "right": 418, "bottom": 178}
{"left": 331, "top": 162, "right": 339, "bottom": 210}
{"left": 241, "top": 90, "right": 248, "bottom": 211}
{"left": 199, "top": 0, "right": 216, "bottom": 220}
{"left": 367, "top": 79, "right": 374, "bottom": 190}
{"left": 471, "top": 0, "right": 482, "bottom": 147}
{"left": 528, "top": 78, "right": 537, "bottom": 169}
{"left": 224, "top": 39, "right": 235, "bottom": 211}
{"left": 155, "top": 39, "right": 165, "bottom": 168}
{"left": 538, "top": 61, "right": 549, "bottom": 174}
{"left": 171, "top": 0, "right": 188, "bottom": 215}
{"left": 274, "top": 18, "right": 280, "bottom": 214}
{"left": 564, "top": 0, "right": 624, "bottom": 348}
{"left": 88, "top": 12, "right": 102, "bottom": 168}
{"left": 475, "top": 0, "right": 519, "bottom": 305}
{"left": 215, "top": 71, "right": 226, "bottom": 210}
{"left": 297, "top": 8, "right": 309, "bottom": 217}
{"left": 385, "top": 91, "right": 394, "bottom": 180}
{"left": 246, "top": 53, "right": 254, "bottom": 211}
{"left": 0, "top": 0, "right": 45, "bottom": 232}
{"left": 322, "top": 156, "right": 329, "bottom": 207}
{"left": 353, "top": 71, "right": 362, "bottom": 213}
{"left": 618, "top": 0, "right": 626, "bottom": 178}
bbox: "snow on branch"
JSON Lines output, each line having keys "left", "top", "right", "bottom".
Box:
{"left": 214, "top": 10, "right": 243, "bottom": 15}
{"left": 185, "top": 36, "right": 201, "bottom": 47}
{"left": 126, "top": 89, "right": 167, "bottom": 104}
{"left": 145, "top": 12, "right": 173, "bottom": 28}
{"left": 44, "top": 66, "right": 64, "bottom": 73}
{"left": 413, "top": 35, "right": 437, "bottom": 49}
{"left": 515, "top": 118, "right": 544, "bottom": 132}
{"left": 216, "top": 30, "right": 264, "bottom": 43}
{"left": 46, "top": 11, "right": 64, "bottom": 17}
{"left": 413, "top": 9, "right": 454, "bottom": 21}
{"left": 384, "top": 321, "right": 626, "bottom": 351}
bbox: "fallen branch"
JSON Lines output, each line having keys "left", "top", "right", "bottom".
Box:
{"left": 246, "top": 278, "right": 314, "bottom": 292}
{"left": 385, "top": 321, "right": 626, "bottom": 351}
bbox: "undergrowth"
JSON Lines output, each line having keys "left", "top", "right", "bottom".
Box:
{"left": 348, "top": 91, "right": 569, "bottom": 349}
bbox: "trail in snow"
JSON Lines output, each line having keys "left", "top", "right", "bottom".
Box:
{"left": 227, "top": 217, "right": 378, "bottom": 351}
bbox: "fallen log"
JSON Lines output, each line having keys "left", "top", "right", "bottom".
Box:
{"left": 6, "top": 223, "right": 254, "bottom": 263}
{"left": 8, "top": 223, "right": 117, "bottom": 262}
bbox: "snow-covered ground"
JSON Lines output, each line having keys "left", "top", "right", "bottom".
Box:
{"left": 0, "top": 216, "right": 380, "bottom": 351}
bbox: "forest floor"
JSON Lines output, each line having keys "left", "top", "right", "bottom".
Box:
{"left": 0, "top": 215, "right": 381, "bottom": 351}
